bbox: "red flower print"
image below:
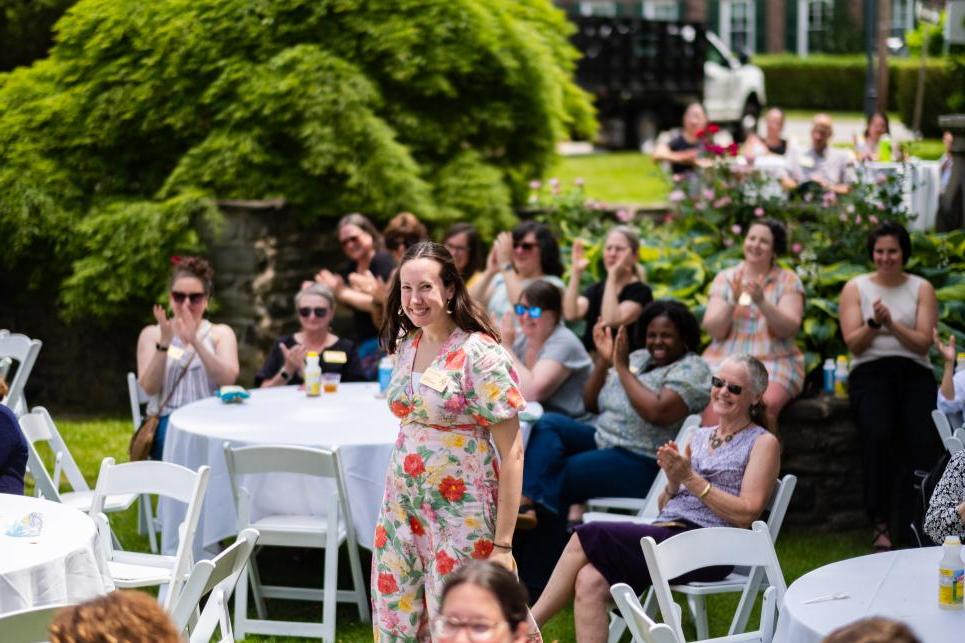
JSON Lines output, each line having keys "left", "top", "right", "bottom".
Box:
{"left": 390, "top": 400, "right": 413, "bottom": 418}
{"left": 445, "top": 349, "right": 466, "bottom": 370}
{"left": 444, "top": 394, "right": 468, "bottom": 413}
{"left": 403, "top": 453, "right": 425, "bottom": 477}
{"left": 409, "top": 515, "right": 425, "bottom": 536}
{"left": 439, "top": 476, "right": 467, "bottom": 502}
{"left": 435, "top": 550, "right": 457, "bottom": 575}
{"left": 374, "top": 525, "right": 388, "bottom": 549}
{"left": 471, "top": 413, "right": 490, "bottom": 427}
{"left": 471, "top": 539, "right": 494, "bottom": 559}
{"left": 506, "top": 386, "right": 524, "bottom": 409}
{"left": 377, "top": 572, "right": 399, "bottom": 595}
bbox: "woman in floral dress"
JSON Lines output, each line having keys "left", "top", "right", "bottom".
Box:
{"left": 373, "top": 241, "right": 537, "bottom": 641}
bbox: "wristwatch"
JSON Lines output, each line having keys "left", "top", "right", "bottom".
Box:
{"left": 155, "top": 342, "right": 169, "bottom": 352}
{"left": 501, "top": 262, "right": 514, "bottom": 272}
{"left": 866, "top": 317, "right": 882, "bottom": 330}
{"left": 279, "top": 369, "right": 292, "bottom": 381}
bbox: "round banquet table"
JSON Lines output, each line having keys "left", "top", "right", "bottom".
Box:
{"left": 774, "top": 547, "right": 964, "bottom": 642}
{"left": 159, "top": 383, "right": 399, "bottom": 558}
{"left": 0, "top": 494, "right": 114, "bottom": 614}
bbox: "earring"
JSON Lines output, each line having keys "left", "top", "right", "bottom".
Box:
{"left": 446, "top": 299, "right": 454, "bottom": 314}
{"left": 398, "top": 307, "right": 404, "bottom": 316}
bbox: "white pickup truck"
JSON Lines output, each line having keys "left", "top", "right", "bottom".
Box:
{"left": 571, "top": 17, "right": 766, "bottom": 148}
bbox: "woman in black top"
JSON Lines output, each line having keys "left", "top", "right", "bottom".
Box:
{"left": 563, "top": 225, "right": 652, "bottom": 352}
{"left": 315, "top": 213, "right": 395, "bottom": 379}
{"left": 255, "top": 283, "right": 362, "bottom": 387}
{"left": 0, "top": 386, "right": 28, "bottom": 495}
{"left": 653, "top": 102, "right": 707, "bottom": 177}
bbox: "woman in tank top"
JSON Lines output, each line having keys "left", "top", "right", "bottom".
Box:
{"left": 839, "top": 222, "right": 941, "bottom": 552}
{"left": 136, "top": 256, "right": 239, "bottom": 460}
{"left": 529, "top": 355, "right": 780, "bottom": 642}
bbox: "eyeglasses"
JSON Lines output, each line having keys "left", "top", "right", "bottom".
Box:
{"left": 430, "top": 616, "right": 507, "bottom": 641}
{"left": 340, "top": 235, "right": 361, "bottom": 247}
{"left": 298, "top": 307, "right": 329, "bottom": 318}
{"left": 513, "top": 241, "right": 537, "bottom": 252}
{"left": 171, "top": 291, "right": 205, "bottom": 305}
{"left": 514, "top": 304, "right": 543, "bottom": 319}
{"left": 711, "top": 376, "right": 743, "bottom": 395}
{"left": 386, "top": 235, "right": 421, "bottom": 251}
{"left": 444, "top": 242, "right": 469, "bottom": 255}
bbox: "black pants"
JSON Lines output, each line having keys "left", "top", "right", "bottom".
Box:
{"left": 849, "top": 356, "right": 941, "bottom": 544}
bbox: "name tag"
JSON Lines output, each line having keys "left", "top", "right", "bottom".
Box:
{"left": 167, "top": 345, "right": 186, "bottom": 361}
{"left": 420, "top": 367, "right": 448, "bottom": 393}
{"left": 323, "top": 350, "right": 347, "bottom": 364}
{"left": 800, "top": 157, "right": 815, "bottom": 169}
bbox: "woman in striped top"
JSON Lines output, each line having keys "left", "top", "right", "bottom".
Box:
{"left": 136, "top": 256, "right": 239, "bottom": 460}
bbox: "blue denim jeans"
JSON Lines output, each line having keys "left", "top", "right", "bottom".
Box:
{"left": 150, "top": 415, "right": 170, "bottom": 461}
{"left": 522, "top": 412, "right": 659, "bottom": 515}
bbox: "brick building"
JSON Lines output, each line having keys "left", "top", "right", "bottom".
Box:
{"left": 554, "top": 1, "right": 919, "bottom": 56}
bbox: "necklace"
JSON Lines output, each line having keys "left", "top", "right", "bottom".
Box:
{"left": 709, "top": 422, "right": 752, "bottom": 449}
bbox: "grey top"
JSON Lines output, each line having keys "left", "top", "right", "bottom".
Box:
{"left": 512, "top": 324, "right": 591, "bottom": 418}
{"left": 788, "top": 146, "right": 855, "bottom": 185}
{"left": 658, "top": 424, "right": 768, "bottom": 528}
{"left": 594, "top": 351, "right": 711, "bottom": 457}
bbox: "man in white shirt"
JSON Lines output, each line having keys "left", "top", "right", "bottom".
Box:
{"left": 786, "top": 113, "right": 855, "bottom": 194}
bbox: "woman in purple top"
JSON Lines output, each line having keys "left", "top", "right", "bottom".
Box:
{"left": 530, "top": 354, "right": 781, "bottom": 642}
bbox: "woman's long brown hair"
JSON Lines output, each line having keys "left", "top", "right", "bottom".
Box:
{"left": 380, "top": 241, "right": 499, "bottom": 354}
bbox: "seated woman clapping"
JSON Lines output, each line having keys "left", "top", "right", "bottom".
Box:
{"left": 518, "top": 300, "right": 711, "bottom": 529}
{"left": 501, "top": 280, "right": 592, "bottom": 419}
{"left": 254, "top": 283, "right": 362, "bottom": 387}
{"left": 530, "top": 355, "right": 781, "bottom": 643}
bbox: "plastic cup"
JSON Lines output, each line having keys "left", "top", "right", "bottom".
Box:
{"left": 322, "top": 372, "right": 341, "bottom": 393}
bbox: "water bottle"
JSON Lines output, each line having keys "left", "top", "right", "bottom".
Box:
{"left": 823, "top": 359, "right": 835, "bottom": 395}
{"left": 834, "top": 355, "right": 849, "bottom": 400}
{"left": 878, "top": 135, "right": 892, "bottom": 162}
{"left": 939, "top": 535, "right": 964, "bottom": 610}
{"left": 957, "top": 352, "right": 965, "bottom": 373}
{"left": 378, "top": 356, "right": 394, "bottom": 395}
{"left": 304, "top": 352, "right": 321, "bottom": 397}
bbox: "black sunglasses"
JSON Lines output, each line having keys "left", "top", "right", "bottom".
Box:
{"left": 171, "top": 291, "right": 205, "bottom": 305}
{"left": 514, "top": 241, "right": 538, "bottom": 251}
{"left": 298, "top": 307, "right": 329, "bottom": 318}
{"left": 711, "top": 376, "right": 743, "bottom": 395}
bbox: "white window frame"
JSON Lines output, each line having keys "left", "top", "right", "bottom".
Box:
{"left": 719, "top": 0, "right": 756, "bottom": 55}
{"left": 578, "top": 1, "right": 618, "bottom": 17}
{"left": 797, "top": 0, "right": 833, "bottom": 56}
{"left": 642, "top": 0, "right": 680, "bottom": 20}
{"left": 891, "top": 0, "right": 913, "bottom": 34}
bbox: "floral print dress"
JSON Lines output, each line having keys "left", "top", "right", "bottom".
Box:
{"left": 372, "top": 328, "right": 527, "bottom": 641}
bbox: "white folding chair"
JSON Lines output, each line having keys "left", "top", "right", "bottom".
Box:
{"left": 638, "top": 521, "right": 786, "bottom": 643}
{"left": 585, "top": 416, "right": 701, "bottom": 523}
{"left": 0, "top": 603, "right": 66, "bottom": 643}
{"left": 944, "top": 435, "right": 965, "bottom": 455}
{"left": 0, "top": 331, "right": 42, "bottom": 416}
{"left": 169, "top": 528, "right": 260, "bottom": 643}
{"left": 611, "top": 584, "right": 681, "bottom": 643}
{"left": 90, "top": 457, "right": 210, "bottom": 610}
{"left": 127, "top": 372, "right": 161, "bottom": 553}
{"left": 223, "top": 443, "right": 370, "bottom": 641}
{"left": 19, "top": 407, "right": 139, "bottom": 518}
{"left": 933, "top": 409, "right": 953, "bottom": 442}
{"left": 605, "top": 475, "right": 797, "bottom": 642}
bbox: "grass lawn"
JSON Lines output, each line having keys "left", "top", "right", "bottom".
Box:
{"left": 547, "top": 152, "right": 671, "bottom": 206}
{"left": 31, "top": 416, "right": 868, "bottom": 642}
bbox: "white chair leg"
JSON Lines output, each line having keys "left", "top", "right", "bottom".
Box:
{"left": 234, "top": 560, "right": 250, "bottom": 640}
{"left": 688, "top": 594, "right": 709, "bottom": 641}
{"left": 348, "top": 536, "right": 370, "bottom": 623}
{"left": 607, "top": 611, "right": 628, "bottom": 643}
{"left": 139, "top": 494, "right": 159, "bottom": 554}
{"left": 729, "top": 567, "right": 764, "bottom": 635}
{"left": 322, "top": 494, "right": 339, "bottom": 643}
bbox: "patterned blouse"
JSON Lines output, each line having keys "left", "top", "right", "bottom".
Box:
{"left": 386, "top": 328, "right": 526, "bottom": 431}
{"left": 594, "top": 351, "right": 711, "bottom": 457}
{"left": 702, "top": 263, "right": 805, "bottom": 397}
{"left": 924, "top": 450, "right": 965, "bottom": 544}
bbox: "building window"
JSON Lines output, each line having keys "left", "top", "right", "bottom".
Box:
{"left": 720, "top": 0, "right": 755, "bottom": 54}
{"left": 891, "top": 0, "right": 913, "bottom": 35}
{"left": 642, "top": 0, "right": 680, "bottom": 20}
{"left": 808, "top": 0, "right": 833, "bottom": 52}
{"left": 578, "top": 1, "right": 618, "bottom": 16}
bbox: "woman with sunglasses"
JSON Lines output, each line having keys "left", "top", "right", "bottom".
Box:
{"left": 136, "top": 256, "right": 239, "bottom": 459}
{"left": 315, "top": 213, "right": 396, "bottom": 379}
{"left": 501, "top": 280, "right": 591, "bottom": 420}
{"left": 444, "top": 223, "right": 487, "bottom": 290}
{"left": 254, "top": 283, "right": 362, "bottom": 387}
{"left": 563, "top": 225, "right": 652, "bottom": 353}
{"left": 530, "top": 355, "right": 780, "bottom": 642}
{"left": 701, "top": 218, "right": 804, "bottom": 430}
{"left": 433, "top": 561, "right": 533, "bottom": 643}
{"left": 470, "top": 221, "right": 564, "bottom": 325}
{"left": 515, "top": 300, "right": 709, "bottom": 536}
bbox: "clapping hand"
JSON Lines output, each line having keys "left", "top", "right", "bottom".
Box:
{"left": 871, "top": 298, "right": 892, "bottom": 328}
{"left": 656, "top": 440, "right": 694, "bottom": 486}
{"left": 731, "top": 268, "right": 745, "bottom": 305}
{"left": 153, "top": 305, "right": 174, "bottom": 346}
{"left": 315, "top": 269, "right": 344, "bottom": 293}
{"left": 613, "top": 325, "right": 631, "bottom": 371}
{"left": 592, "top": 317, "right": 614, "bottom": 363}
{"left": 494, "top": 231, "right": 514, "bottom": 266}
{"left": 609, "top": 249, "right": 636, "bottom": 284}
{"left": 280, "top": 342, "right": 307, "bottom": 376}
{"left": 934, "top": 329, "right": 957, "bottom": 364}
{"left": 571, "top": 239, "right": 589, "bottom": 274}
{"left": 500, "top": 311, "right": 516, "bottom": 349}
{"left": 349, "top": 270, "right": 377, "bottom": 297}
{"left": 745, "top": 275, "right": 765, "bottom": 305}
{"left": 173, "top": 311, "right": 199, "bottom": 346}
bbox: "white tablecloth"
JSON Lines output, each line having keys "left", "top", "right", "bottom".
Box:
{"left": 0, "top": 494, "right": 114, "bottom": 614}
{"left": 864, "top": 160, "right": 942, "bottom": 230}
{"left": 159, "top": 383, "right": 399, "bottom": 557}
{"left": 775, "top": 547, "right": 965, "bottom": 642}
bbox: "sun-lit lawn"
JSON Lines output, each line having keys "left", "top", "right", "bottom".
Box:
{"left": 548, "top": 152, "right": 671, "bottom": 206}
{"left": 33, "top": 416, "right": 867, "bottom": 641}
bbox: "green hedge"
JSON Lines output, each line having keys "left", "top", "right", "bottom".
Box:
{"left": 753, "top": 54, "right": 965, "bottom": 136}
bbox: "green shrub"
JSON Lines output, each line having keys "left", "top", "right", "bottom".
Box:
{"left": 893, "top": 58, "right": 965, "bottom": 137}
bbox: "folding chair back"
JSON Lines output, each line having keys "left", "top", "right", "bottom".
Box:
{"left": 19, "top": 407, "right": 90, "bottom": 502}
{"left": 127, "top": 371, "right": 150, "bottom": 431}
{"left": 611, "top": 583, "right": 681, "bottom": 643}
{"left": 0, "top": 603, "right": 66, "bottom": 643}
{"left": 0, "top": 332, "right": 42, "bottom": 416}
{"left": 944, "top": 435, "right": 964, "bottom": 455}
{"left": 642, "top": 521, "right": 786, "bottom": 643}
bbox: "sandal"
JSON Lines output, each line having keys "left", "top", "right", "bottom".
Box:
{"left": 872, "top": 523, "right": 892, "bottom": 553}
{"left": 516, "top": 504, "right": 538, "bottom": 531}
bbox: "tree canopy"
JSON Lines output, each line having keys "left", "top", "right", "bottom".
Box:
{"left": 0, "top": 0, "right": 594, "bottom": 318}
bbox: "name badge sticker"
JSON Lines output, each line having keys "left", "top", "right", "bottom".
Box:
{"left": 323, "top": 350, "right": 347, "bottom": 364}
{"left": 167, "top": 345, "right": 186, "bottom": 361}
{"left": 420, "top": 367, "right": 448, "bottom": 393}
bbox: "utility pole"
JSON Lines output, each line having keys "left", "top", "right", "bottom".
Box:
{"left": 863, "top": 0, "right": 877, "bottom": 118}
{"left": 875, "top": 0, "right": 891, "bottom": 114}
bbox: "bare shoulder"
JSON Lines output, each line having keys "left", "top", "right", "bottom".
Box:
{"left": 212, "top": 323, "right": 237, "bottom": 341}
{"left": 137, "top": 324, "right": 160, "bottom": 344}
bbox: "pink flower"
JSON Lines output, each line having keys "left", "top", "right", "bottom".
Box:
{"left": 528, "top": 180, "right": 541, "bottom": 190}
{"left": 444, "top": 394, "right": 467, "bottom": 413}
{"left": 702, "top": 188, "right": 715, "bottom": 200}
{"left": 574, "top": 177, "right": 585, "bottom": 187}
{"left": 754, "top": 207, "right": 765, "bottom": 217}
{"left": 663, "top": 213, "right": 674, "bottom": 223}
{"left": 731, "top": 224, "right": 742, "bottom": 235}
{"left": 792, "top": 243, "right": 803, "bottom": 254}
{"left": 668, "top": 190, "right": 686, "bottom": 203}
{"left": 846, "top": 204, "right": 855, "bottom": 214}
{"left": 695, "top": 202, "right": 706, "bottom": 211}
{"left": 855, "top": 215, "right": 862, "bottom": 224}
{"left": 548, "top": 178, "right": 559, "bottom": 188}
{"left": 616, "top": 208, "right": 632, "bottom": 223}
{"left": 877, "top": 203, "right": 885, "bottom": 211}
{"left": 713, "top": 196, "right": 732, "bottom": 208}
{"left": 723, "top": 238, "right": 734, "bottom": 247}
{"left": 672, "top": 173, "right": 684, "bottom": 183}
{"left": 868, "top": 215, "right": 879, "bottom": 224}
{"left": 822, "top": 191, "right": 837, "bottom": 207}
